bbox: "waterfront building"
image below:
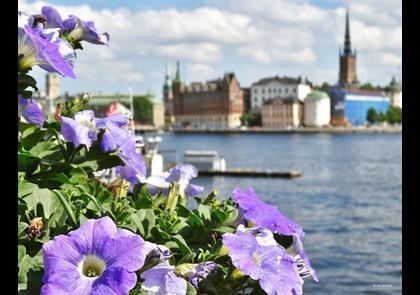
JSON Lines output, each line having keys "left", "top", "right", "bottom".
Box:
{"left": 250, "top": 76, "right": 312, "bottom": 111}
{"left": 151, "top": 96, "right": 165, "bottom": 129}
{"left": 261, "top": 97, "right": 304, "bottom": 128}
{"left": 241, "top": 87, "right": 251, "bottom": 114}
{"left": 172, "top": 64, "right": 244, "bottom": 128}
{"left": 338, "top": 8, "right": 359, "bottom": 87}
{"left": 46, "top": 73, "right": 60, "bottom": 100}
{"left": 87, "top": 95, "right": 132, "bottom": 117}
{"left": 386, "top": 76, "right": 402, "bottom": 108}
{"left": 329, "top": 88, "right": 390, "bottom": 126}
{"left": 304, "top": 90, "right": 331, "bottom": 127}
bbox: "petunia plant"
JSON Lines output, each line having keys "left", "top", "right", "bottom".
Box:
{"left": 18, "top": 5, "right": 318, "bottom": 295}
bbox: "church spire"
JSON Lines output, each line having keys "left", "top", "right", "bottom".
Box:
{"left": 175, "top": 60, "right": 181, "bottom": 82}
{"left": 343, "top": 7, "right": 352, "bottom": 56}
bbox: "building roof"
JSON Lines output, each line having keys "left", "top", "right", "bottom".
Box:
{"left": 389, "top": 76, "right": 402, "bottom": 92}
{"left": 185, "top": 73, "right": 237, "bottom": 93}
{"left": 252, "top": 75, "right": 311, "bottom": 86}
{"left": 306, "top": 90, "right": 330, "bottom": 101}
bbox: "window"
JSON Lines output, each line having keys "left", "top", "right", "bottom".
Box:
{"left": 254, "top": 89, "right": 258, "bottom": 94}
{"left": 268, "top": 89, "right": 271, "bottom": 93}
{"left": 273, "top": 89, "right": 276, "bottom": 93}
{"left": 279, "top": 88, "right": 282, "bottom": 93}
{"left": 262, "top": 89, "right": 265, "bottom": 94}
{"left": 293, "top": 88, "right": 296, "bottom": 93}
{"left": 285, "top": 88, "right": 289, "bottom": 94}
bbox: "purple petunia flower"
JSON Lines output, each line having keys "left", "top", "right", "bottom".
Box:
{"left": 141, "top": 261, "right": 187, "bottom": 295}
{"left": 41, "top": 216, "right": 148, "bottom": 295}
{"left": 232, "top": 187, "right": 304, "bottom": 238}
{"left": 96, "top": 114, "right": 131, "bottom": 153}
{"left": 61, "top": 110, "right": 97, "bottom": 149}
{"left": 115, "top": 138, "right": 147, "bottom": 190}
{"left": 18, "top": 11, "right": 76, "bottom": 78}
{"left": 285, "top": 234, "right": 318, "bottom": 282}
{"left": 145, "top": 163, "right": 204, "bottom": 197}
{"left": 222, "top": 228, "right": 304, "bottom": 295}
{"left": 18, "top": 96, "right": 45, "bottom": 127}
{"left": 40, "top": 6, "right": 109, "bottom": 46}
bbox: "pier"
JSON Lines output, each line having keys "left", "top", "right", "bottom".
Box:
{"left": 197, "top": 169, "right": 302, "bottom": 178}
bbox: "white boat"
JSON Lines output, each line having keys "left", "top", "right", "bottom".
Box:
{"left": 184, "top": 150, "right": 226, "bottom": 172}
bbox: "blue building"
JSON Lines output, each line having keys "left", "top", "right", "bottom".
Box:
{"left": 329, "top": 88, "right": 390, "bottom": 126}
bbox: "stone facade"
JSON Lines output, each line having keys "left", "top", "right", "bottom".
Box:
{"left": 172, "top": 72, "right": 244, "bottom": 128}
{"left": 261, "top": 97, "right": 304, "bottom": 128}
{"left": 250, "top": 76, "right": 312, "bottom": 110}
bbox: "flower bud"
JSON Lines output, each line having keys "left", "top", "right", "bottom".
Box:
{"left": 27, "top": 217, "right": 43, "bottom": 240}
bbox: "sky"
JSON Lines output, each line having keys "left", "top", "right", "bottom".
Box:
{"left": 18, "top": 0, "right": 402, "bottom": 98}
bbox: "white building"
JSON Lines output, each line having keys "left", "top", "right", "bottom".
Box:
{"left": 304, "top": 90, "right": 331, "bottom": 127}
{"left": 387, "top": 77, "right": 402, "bottom": 108}
{"left": 250, "top": 76, "right": 312, "bottom": 110}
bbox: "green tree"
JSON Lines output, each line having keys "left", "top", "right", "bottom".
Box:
{"left": 360, "top": 82, "right": 376, "bottom": 91}
{"left": 387, "top": 106, "right": 402, "bottom": 124}
{"left": 133, "top": 95, "right": 153, "bottom": 124}
{"left": 378, "top": 112, "right": 387, "bottom": 122}
{"left": 366, "top": 107, "right": 378, "bottom": 124}
{"left": 240, "top": 113, "right": 261, "bottom": 126}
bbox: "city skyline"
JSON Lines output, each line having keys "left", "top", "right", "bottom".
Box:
{"left": 18, "top": 0, "right": 402, "bottom": 97}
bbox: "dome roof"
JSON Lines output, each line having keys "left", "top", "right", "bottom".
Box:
{"left": 389, "top": 77, "right": 401, "bottom": 92}
{"left": 306, "top": 90, "right": 329, "bottom": 100}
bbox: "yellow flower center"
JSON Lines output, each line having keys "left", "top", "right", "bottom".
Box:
{"left": 78, "top": 255, "right": 106, "bottom": 278}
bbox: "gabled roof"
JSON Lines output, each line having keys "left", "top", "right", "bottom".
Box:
{"left": 252, "top": 75, "right": 311, "bottom": 86}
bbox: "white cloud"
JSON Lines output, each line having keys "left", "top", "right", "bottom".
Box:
{"left": 18, "top": 0, "right": 402, "bottom": 95}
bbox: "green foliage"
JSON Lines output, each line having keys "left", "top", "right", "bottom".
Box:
{"left": 387, "top": 106, "right": 402, "bottom": 124}
{"left": 360, "top": 82, "right": 377, "bottom": 91}
{"left": 366, "top": 107, "right": 378, "bottom": 124}
{"left": 133, "top": 95, "right": 153, "bottom": 124}
{"left": 240, "top": 113, "right": 262, "bottom": 127}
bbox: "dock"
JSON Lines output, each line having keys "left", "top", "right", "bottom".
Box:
{"left": 198, "top": 169, "right": 302, "bottom": 178}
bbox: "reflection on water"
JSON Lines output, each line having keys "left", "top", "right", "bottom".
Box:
{"left": 154, "top": 132, "right": 402, "bottom": 294}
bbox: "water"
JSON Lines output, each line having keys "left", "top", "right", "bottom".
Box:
{"left": 153, "top": 132, "right": 402, "bottom": 294}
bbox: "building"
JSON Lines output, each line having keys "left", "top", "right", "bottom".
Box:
{"left": 261, "top": 97, "right": 304, "bottom": 128}
{"left": 163, "top": 59, "right": 174, "bottom": 123}
{"left": 46, "top": 73, "right": 60, "bottom": 100}
{"left": 86, "top": 95, "right": 132, "bottom": 117}
{"left": 329, "top": 88, "right": 390, "bottom": 126}
{"left": 172, "top": 65, "right": 244, "bottom": 128}
{"left": 241, "top": 87, "right": 251, "bottom": 113}
{"left": 338, "top": 9, "right": 359, "bottom": 87}
{"left": 250, "top": 76, "right": 312, "bottom": 110}
{"left": 386, "top": 76, "right": 402, "bottom": 108}
{"left": 151, "top": 96, "right": 165, "bottom": 129}
{"left": 304, "top": 90, "right": 331, "bottom": 127}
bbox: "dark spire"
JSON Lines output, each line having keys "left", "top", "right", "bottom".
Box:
{"left": 175, "top": 60, "right": 181, "bottom": 82}
{"left": 343, "top": 7, "right": 352, "bottom": 56}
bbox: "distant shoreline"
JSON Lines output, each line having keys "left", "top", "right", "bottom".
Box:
{"left": 169, "top": 126, "right": 402, "bottom": 134}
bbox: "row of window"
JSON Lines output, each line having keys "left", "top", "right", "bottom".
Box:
{"left": 254, "top": 88, "right": 297, "bottom": 94}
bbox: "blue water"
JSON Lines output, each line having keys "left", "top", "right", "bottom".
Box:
{"left": 153, "top": 132, "right": 402, "bottom": 294}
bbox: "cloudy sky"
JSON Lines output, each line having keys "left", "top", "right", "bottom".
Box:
{"left": 19, "top": 0, "right": 402, "bottom": 98}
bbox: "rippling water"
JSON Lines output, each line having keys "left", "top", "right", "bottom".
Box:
{"left": 152, "top": 132, "right": 402, "bottom": 294}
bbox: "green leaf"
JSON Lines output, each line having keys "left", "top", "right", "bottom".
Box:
{"left": 23, "top": 188, "right": 56, "bottom": 218}
{"left": 197, "top": 204, "right": 211, "bottom": 221}
{"left": 212, "top": 226, "right": 235, "bottom": 233}
{"left": 21, "top": 129, "right": 47, "bottom": 150}
{"left": 186, "top": 282, "right": 198, "bottom": 295}
{"left": 129, "top": 212, "right": 145, "bottom": 236}
{"left": 18, "top": 182, "right": 38, "bottom": 199}
{"left": 78, "top": 160, "right": 99, "bottom": 172}
{"left": 52, "top": 190, "right": 78, "bottom": 226}
{"left": 18, "top": 222, "right": 28, "bottom": 238}
{"left": 18, "top": 245, "right": 26, "bottom": 266}
{"left": 172, "top": 234, "right": 192, "bottom": 256}
{"left": 18, "top": 153, "right": 40, "bottom": 174}
{"left": 203, "top": 189, "right": 218, "bottom": 205}
{"left": 29, "top": 141, "right": 57, "bottom": 157}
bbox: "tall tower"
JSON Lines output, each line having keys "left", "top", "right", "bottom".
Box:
{"left": 46, "top": 73, "right": 60, "bottom": 100}
{"left": 163, "top": 58, "right": 173, "bottom": 121}
{"left": 339, "top": 8, "right": 358, "bottom": 86}
{"left": 172, "top": 60, "right": 185, "bottom": 118}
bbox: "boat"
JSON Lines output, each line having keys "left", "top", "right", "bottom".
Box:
{"left": 184, "top": 150, "right": 226, "bottom": 172}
